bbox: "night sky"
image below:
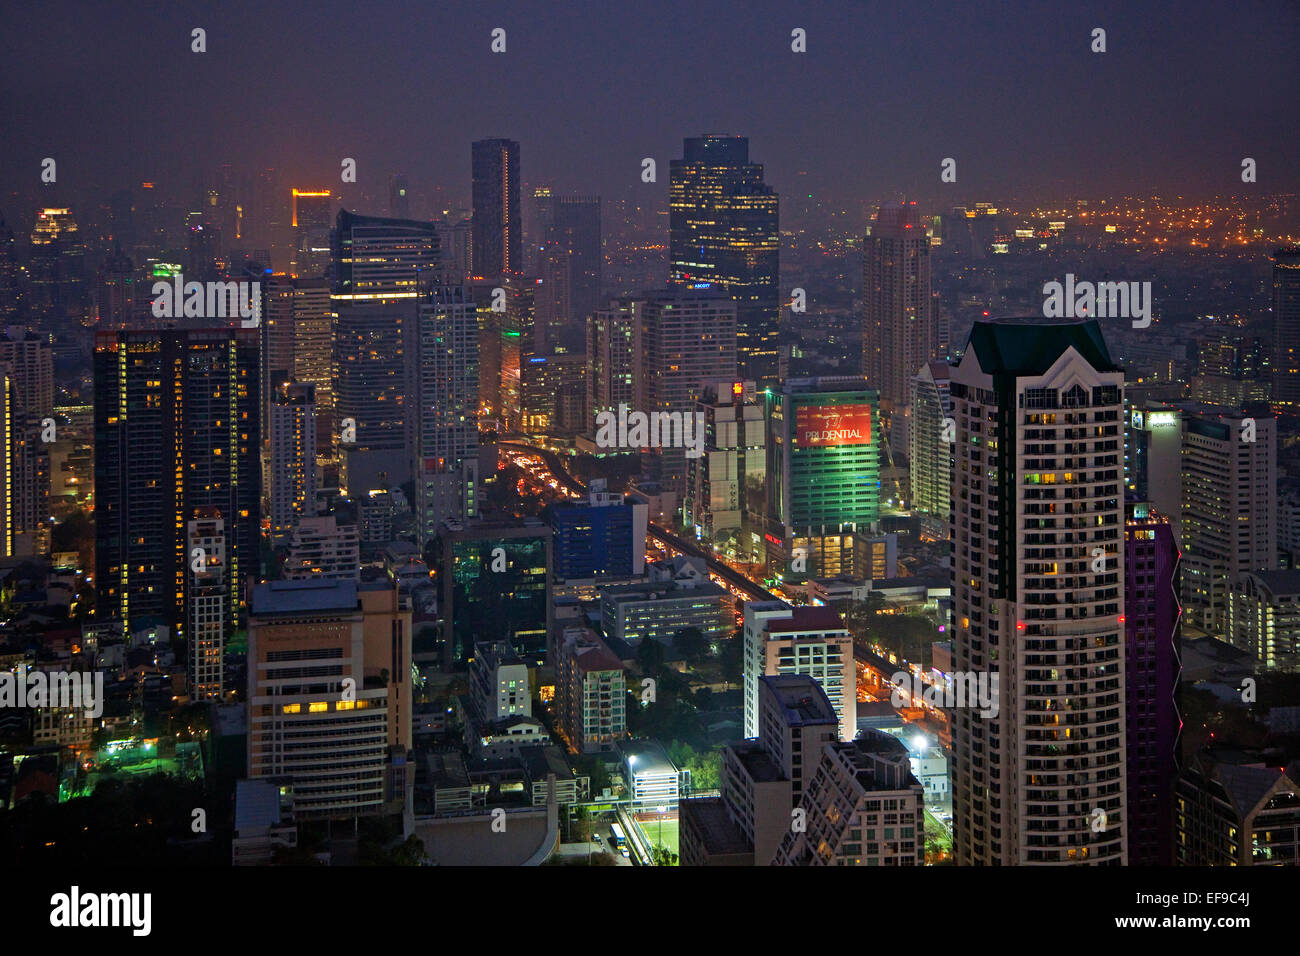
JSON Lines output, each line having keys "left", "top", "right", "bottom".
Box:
{"left": 4, "top": 0, "right": 1298, "bottom": 207}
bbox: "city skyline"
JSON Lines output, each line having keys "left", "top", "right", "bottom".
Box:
{"left": 4, "top": 2, "right": 1300, "bottom": 910}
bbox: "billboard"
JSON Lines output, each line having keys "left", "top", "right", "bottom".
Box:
{"left": 795, "top": 404, "right": 872, "bottom": 447}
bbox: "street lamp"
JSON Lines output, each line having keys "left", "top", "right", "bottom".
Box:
{"left": 656, "top": 804, "right": 667, "bottom": 850}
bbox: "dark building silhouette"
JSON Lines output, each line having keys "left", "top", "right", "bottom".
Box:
{"left": 1271, "top": 246, "right": 1300, "bottom": 409}
{"left": 94, "top": 328, "right": 260, "bottom": 639}
{"left": 471, "top": 139, "right": 521, "bottom": 279}
{"left": 1124, "top": 499, "right": 1181, "bottom": 865}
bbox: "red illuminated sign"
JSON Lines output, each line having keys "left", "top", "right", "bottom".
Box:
{"left": 795, "top": 404, "right": 872, "bottom": 447}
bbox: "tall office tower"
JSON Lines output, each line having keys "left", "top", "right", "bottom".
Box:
{"left": 432, "top": 518, "right": 552, "bottom": 670}
{"left": 269, "top": 381, "right": 317, "bottom": 537}
{"left": 0, "top": 372, "right": 10, "bottom": 556}
{"left": 435, "top": 217, "right": 473, "bottom": 282}
{"left": 669, "top": 135, "right": 779, "bottom": 384}
{"left": 289, "top": 277, "right": 333, "bottom": 452}
{"left": 497, "top": 274, "right": 542, "bottom": 433}
{"left": 910, "top": 359, "right": 952, "bottom": 539}
{"left": 1194, "top": 330, "right": 1270, "bottom": 407}
{"left": 247, "top": 578, "right": 412, "bottom": 821}
{"left": 1270, "top": 246, "right": 1300, "bottom": 409}
{"left": 291, "top": 189, "right": 333, "bottom": 277}
{"left": 587, "top": 303, "right": 637, "bottom": 427}
{"left": 184, "top": 208, "right": 220, "bottom": 280}
{"left": 862, "top": 201, "right": 934, "bottom": 408}
{"left": 465, "top": 278, "right": 504, "bottom": 425}
{"left": 528, "top": 186, "right": 554, "bottom": 273}
{"left": 1180, "top": 404, "right": 1276, "bottom": 633}
{"left": 1124, "top": 403, "right": 1182, "bottom": 541}
{"left": 96, "top": 245, "right": 136, "bottom": 329}
{"left": 681, "top": 674, "right": 839, "bottom": 866}
{"left": 0, "top": 212, "right": 21, "bottom": 323}
{"left": 772, "top": 730, "right": 926, "bottom": 866}
{"left": 537, "top": 195, "right": 601, "bottom": 347}
{"left": 0, "top": 331, "right": 54, "bottom": 556}
{"left": 637, "top": 289, "right": 739, "bottom": 495}
{"left": 187, "top": 511, "right": 227, "bottom": 700}
{"left": 742, "top": 601, "right": 854, "bottom": 741}
{"left": 1175, "top": 753, "right": 1300, "bottom": 865}
{"left": 331, "top": 209, "right": 439, "bottom": 494}
{"left": 949, "top": 318, "right": 1127, "bottom": 866}
{"left": 28, "top": 207, "right": 86, "bottom": 320}
{"left": 766, "top": 375, "right": 881, "bottom": 581}
{"left": 521, "top": 352, "right": 586, "bottom": 436}
{"left": 684, "top": 380, "right": 767, "bottom": 564}
{"left": 389, "top": 175, "right": 410, "bottom": 219}
{"left": 1226, "top": 571, "right": 1300, "bottom": 673}
{"left": 555, "top": 625, "right": 627, "bottom": 754}
{"left": 261, "top": 275, "right": 297, "bottom": 424}
{"left": 94, "top": 328, "right": 260, "bottom": 639}
{"left": 551, "top": 479, "right": 648, "bottom": 583}
{"left": 471, "top": 138, "right": 521, "bottom": 279}
{"left": 1124, "top": 500, "right": 1181, "bottom": 865}
{"left": 283, "top": 515, "right": 360, "bottom": 581}
{"left": 409, "top": 285, "right": 479, "bottom": 549}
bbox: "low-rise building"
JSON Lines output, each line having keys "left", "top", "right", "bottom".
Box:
{"left": 1176, "top": 751, "right": 1300, "bottom": 865}
{"left": 555, "top": 626, "right": 626, "bottom": 754}
{"left": 772, "top": 730, "right": 926, "bottom": 866}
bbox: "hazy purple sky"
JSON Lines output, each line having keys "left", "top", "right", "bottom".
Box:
{"left": 4, "top": 0, "right": 1298, "bottom": 208}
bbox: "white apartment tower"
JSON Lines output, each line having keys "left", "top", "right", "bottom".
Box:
{"left": 950, "top": 319, "right": 1127, "bottom": 865}
{"left": 743, "top": 601, "right": 854, "bottom": 742}
{"left": 410, "top": 285, "right": 479, "bottom": 549}
{"left": 269, "top": 381, "right": 317, "bottom": 536}
{"left": 910, "top": 359, "right": 952, "bottom": 533}
{"left": 1180, "top": 404, "right": 1276, "bottom": 633}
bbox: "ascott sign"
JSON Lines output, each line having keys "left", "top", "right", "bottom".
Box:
{"left": 795, "top": 404, "right": 872, "bottom": 447}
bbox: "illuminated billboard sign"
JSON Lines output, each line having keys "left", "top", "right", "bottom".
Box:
{"left": 795, "top": 404, "right": 872, "bottom": 447}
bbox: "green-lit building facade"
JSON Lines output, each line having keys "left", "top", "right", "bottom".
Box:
{"left": 766, "top": 376, "right": 881, "bottom": 582}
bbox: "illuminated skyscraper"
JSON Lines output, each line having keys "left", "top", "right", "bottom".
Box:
{"left": 587, "top": 303, "right": 637, "bottom": 428}
{"left": 862, "top": 202, "right": 934, "bottom": 408}
{"left": 910, "top": 359, "right": 952, "bottom": 538}
{"left": 330, "top": 209, "right": 439, "bottom": 494}
{"left": 1179, "top": 403, "right": 1275, "bottom": 633}
{"left": 766, "top": 376, "right": 881, "bottom": 581}
{"left": 94, "top": 328, "right": 261, "bottom": 640}
{"left": 28, "top": 207, "right": 86, "bottom": 320}
{"left": 636, "top": 289, "right": 738, "bottom": 496}
{"left": 669, "top": 135, "right": 779, "bottom": 384}
{"left": 949, "top": 318, "right": 1126, "bottom": 865}
{"left": 291, "top": 189, "right": 333, "bottom": 277}
{"left": 471, "top": 138, "right": 521, "bottom": 279}
{"left": 1271, "top": 246, "right": 1300, "bottom": 409}
{"left": 410, "top": 285, "right": 479, "bottom": 548}
{"left": 685, "top": 380, "right": 767, "bottom": 564}
{"left": 269, "top": 381, "right": 317, "bottom": 536}
{"left": 0, "top": 331, "right": 54, "bottom": 556}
